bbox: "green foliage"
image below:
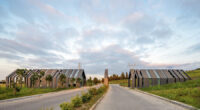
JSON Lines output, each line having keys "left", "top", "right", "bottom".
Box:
{"left": 120, "top": 72, "right": 125, "bottom": 79}
{"left": 76, "top": 78, "right": 82, "bottom": 83}
{"left": 125, "top": 72, "right": 129, "bottom": 79}
{"left": 45, "top": 75, "right": 53, "bottom": 87}
{"left": 86, "top": 92, "right": 92, "bottom": 100}
{"left": 16, "top": 86, "right": 21, "bottom": 92}
{"left": 59, "top": 74, "right": 66, "bottom": 87}
{"left": 89, "top": 88, "right": 97, "bottom": 95}
{"left": 31, "top": 72, "right": 39, "bottom": 87}
{"left": 38, "top": 71, "right": 45, "bottom": 88}
{"left": 71, "top": 95, "right": 82, "bottom": 107}
{"left": 60, "top": 102, "right": 74, "bottom": 110}
{"left": 81, "top": 92, "right": 89, "bottom": 103}
{"left": 87, "top": 77, "right": 93, "bottom": 86}
{"left": 81, "top": 92, "right": 92, "bottom": 103}
{"left": 70, "top": 78, "right": 75, "bottom": 87}
{"left": 60, "top": 85, "right": 108, "bottom": 110}
{"left": 45, "top": 75, "right": 53, "bottom": 82}
{"left": 93, "top": 77, "right": 99, "bottom": 84}
{"left": 16, "top": 69, "right": 27, "bottom": 88}
{"left": 97, "top": 85, "right": 106, "bottom": 94}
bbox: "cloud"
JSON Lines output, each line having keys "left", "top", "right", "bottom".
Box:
{"left": 188, "top": 42, "right": 200, "bottom": 53}
{"left": 122, "top": 12, "right": 156, "bottom": 36}
{"left": 1, "top": 0, "right": 200, "bottom": 80}
{"left": 78, "top": 44, "right": 148, "bottom": 74}
{"left": 178, "top": 0, "right": 200, "bottom": 17}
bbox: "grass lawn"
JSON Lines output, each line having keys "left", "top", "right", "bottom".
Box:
{"left": 140, "top": 69, "right": 200, "bottom": 108}
{"left": 109, "top": 79, "right": 129, "bottom": 87}
{"left": 0, "top": 85, "right": 75, "bottom": 100}
{"left": 186, "top": 69, "right": 200, "bottom": 80}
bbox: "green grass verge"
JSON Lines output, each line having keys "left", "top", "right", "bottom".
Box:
{"left": 140, "top": 69, "right": 200, "bottom": 108}
{"left": 0, "top": 86, "right": 75, "bottom": 100}
{"left": 186, "top": 69, "right": 200, "bottom": 80}
{"left": 140, "top": 79, "right": 200, "bottom": 108}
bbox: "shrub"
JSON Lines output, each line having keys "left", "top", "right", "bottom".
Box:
{"left": 86, "top": 92, "right": 92, "bottom": 100}
{"left": 71, "top": 95, "right": 82, "bottom": 107}
{"left": 89, "top": 88, "right": 97, "bottom": 95}
{"left": 97, "top": 85, "right": 108, "bottom": 94}
{"left": 81, "top": 92, "right": 88, "bottom": 103}
{"left": 16, "top": 87, "right": 21, "bottom": 92}
{"left": 60, "top": 102, "right": 74, "bottom": 110}
{"left": 97, "top": 86, "right": 105, "bottom": 94}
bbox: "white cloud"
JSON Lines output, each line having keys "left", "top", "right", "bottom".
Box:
{"left": 0, "top": 0, "right": 200, "bottom": 80}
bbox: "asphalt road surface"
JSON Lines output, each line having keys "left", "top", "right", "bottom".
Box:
{"left": 95, "top": 84, "right": 186, "bottom": 110}
{"left": 0, "top": 85, "right": 101, "bottom": 110}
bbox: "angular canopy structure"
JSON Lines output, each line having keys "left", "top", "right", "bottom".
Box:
{"left": 128, "top": 69, "right": 191, "bottom": 88}
{"left": 6, "top": 69, "right": 86, "bottom": 88}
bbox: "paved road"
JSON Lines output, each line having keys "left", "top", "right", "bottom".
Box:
{"left": 95, "top": 84, "right": 186, "bottom": 110}
{"left": 0, "top": 85, "right": 101, "bottom": 110}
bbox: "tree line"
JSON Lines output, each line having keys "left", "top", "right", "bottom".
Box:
{"left": 108, "top": 72, "right": 129, "bottom": 81}
{"left": 86, "top": 77, "right": 101, "bottom": 86}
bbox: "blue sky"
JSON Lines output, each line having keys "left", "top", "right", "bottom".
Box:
{"left": 0, "top": 0, "right": 200, "bottom": 80}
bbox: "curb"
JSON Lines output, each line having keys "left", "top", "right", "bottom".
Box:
{"left": 89, "top": 86, "right": 109, "bottom": 110}
{"left": 122, "top": 86, "right": 198, "bottom": 110}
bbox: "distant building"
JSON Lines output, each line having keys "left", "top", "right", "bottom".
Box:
{"left": 128, "top": 69, "right": 191, "bottom": 88}
{"left": 6, "top": 69, "right": 86, "bottom": 88}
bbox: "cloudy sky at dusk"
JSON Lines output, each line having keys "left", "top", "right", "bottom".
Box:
{"left": 0, "top": 0, "right": 200, "bottom": 80}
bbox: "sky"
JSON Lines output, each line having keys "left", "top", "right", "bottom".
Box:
{"left": 0, "top": 0, "right": 200, "bottom": 80}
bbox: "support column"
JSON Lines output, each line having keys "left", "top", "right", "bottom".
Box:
{"left": 104, "top": 69, "right": 109, "bottom": 86}
{"left": 130, "top": 69, "right": 135, "bottom": 88}
{"left": 6, "top": 77, "right": 9, "bottom": 88}
{"left": 128, "top": 78, "right": 130, "bottom": 87}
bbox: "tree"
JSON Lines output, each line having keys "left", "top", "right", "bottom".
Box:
{"left": 101, "top": 78, "right": 104, "bottom": 83}
{"left": 45, "top": 74, "right": 53, "bottom": 88}
{"left": 38, "top": 71, "right": 45, "bottom": 88}
{"left": 16, "top": 69, "right": 26, "bottom": 88}
{"left": 70, "top": 78, "right": 75, "bottom": 87}
{"left": 120, "top": 72, "right": 125, "bottom": 79}
{"left": 112, "top": 74, "right": 119, "bottom": 80}
{"left": 59, "top": 74, "right": 66, "bottom": 87}
{"left": 87, "top": 77, "right": 93, "bottom": 86}
{"left": 93, "top": 77, "right": 99, "bottom": 85}
{"left": 126, "top": 72, "right": 129, "bottom": 79}
{"left": 30, "top": 72, "right": 38, "bottom": 88}
{"left": 76, "top": 78, "right": 82, "bottom": 87}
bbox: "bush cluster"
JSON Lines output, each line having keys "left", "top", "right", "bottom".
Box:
{"left": 60, "top": 85, "right": 108, "bottom": 110}
{"left": 81, "top": 92, "right": 91, "bottom": 103}
{"left": 71, "top": 95, "right": 82, "bottom": 107}
{"left": 88, "top": 88, "right": 97, "bottom": 95}
{"left": 60, "top": 102, "right": 74, "bottom": 110}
